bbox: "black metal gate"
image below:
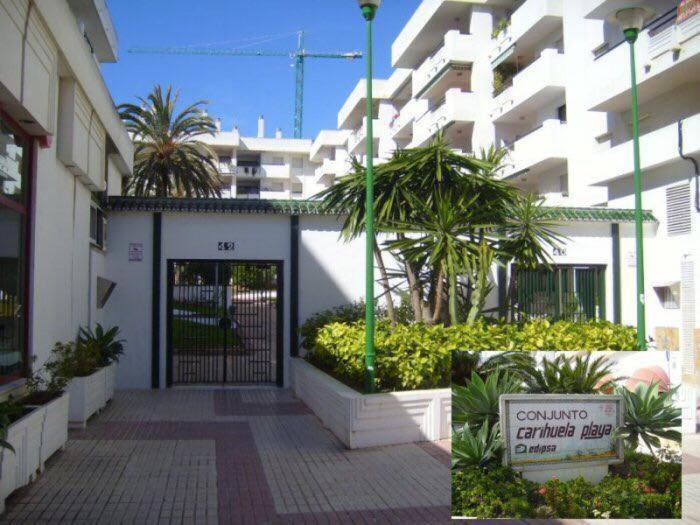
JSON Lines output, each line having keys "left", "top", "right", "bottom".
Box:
{"left": 511, "top": 265, "right": 606, "bottom": 321}
{"left": 166, "top": 260, "right": 283, "bottom": 386}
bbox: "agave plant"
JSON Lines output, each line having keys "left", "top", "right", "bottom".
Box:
{"left": 78, "top": 324, "right": 125, "bottom": 367}
{"left": 613, "top": 382, "right": 681, "bottom": 457}
{"left": 452, "top": 420, "right": 502, "bottom": 469}
{"left": 521, "top": 353, "right": 617, "bottom": 394}
{"left": 452, "top": 370, "right": 523, "bottom": 431}
{"left": 452, "top": 351, "right": 535, "bottom": 385}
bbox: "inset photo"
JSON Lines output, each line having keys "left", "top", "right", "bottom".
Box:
{"left": 452, "top": 351, "right": 684, "bottom": 520}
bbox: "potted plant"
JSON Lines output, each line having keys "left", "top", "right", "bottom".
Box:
{"left": 78, "top": 324, "right": 125, "bottom": 405}
{"left": 0, "top": 398, "right": 42, "bottom": 513}
{"left": 55, "top": 340, "right": 104, "bottom": 428}
{"left": 22, "top": 350, "right": 71, "bottom": 470}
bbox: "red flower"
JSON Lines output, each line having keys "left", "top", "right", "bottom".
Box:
{"left": 643, "top": 486, "right": 656, "bottom": 494}
{"left": 538, "top": 487, "right": 547, "bottom": 496}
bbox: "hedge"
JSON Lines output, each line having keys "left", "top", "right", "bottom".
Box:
{"left": 305, "top": 318, "right": 639, "bottom": 391}
{"left": 452, "top": 452, "right": 681, "bottom": 519}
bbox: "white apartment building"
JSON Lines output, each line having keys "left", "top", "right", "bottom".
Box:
{"left": 202, "top": 116, "right": 328, "bottom": 200}
{"left": 0, "top": 0, "right": 133, "bottom": 388}
{"left": 318, "top": 0, "right": 700, "bottom": 360}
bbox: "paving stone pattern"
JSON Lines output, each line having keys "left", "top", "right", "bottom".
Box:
{"left": 1, "top": 390, "right": 450, "bottom": 524}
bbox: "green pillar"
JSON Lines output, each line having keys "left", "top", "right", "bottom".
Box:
{"left": 625, "top": 28, "right": 647, "bottom": 349}
{"left": 361, "top": 3, "right": 378, "bottom": 393}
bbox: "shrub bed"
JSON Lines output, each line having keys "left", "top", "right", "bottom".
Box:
{"left": 452, "top": 452, "right": 681, "bottom": 519}
{"left": 307, "top": 321, "right": 452, "bottom": 392}
{"left": 305, "top": 318, "right": 639, "bottom": 391}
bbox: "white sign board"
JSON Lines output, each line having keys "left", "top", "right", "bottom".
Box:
{"left": 128, "top": 243, "right": 143, "bottom": 262}
{"left": 500, "top": 394, "right": 625, "bottom": 471}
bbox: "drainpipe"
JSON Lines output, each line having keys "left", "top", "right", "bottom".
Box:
{"left": 679, "top": 119, "right": 700, "bottom": 212}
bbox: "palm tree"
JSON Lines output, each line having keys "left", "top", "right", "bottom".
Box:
{"left": 318, "top": 134, "right": 513, "bottom": 325}
{"left": 119, "top": 85, "right": 222, "bottom": 198}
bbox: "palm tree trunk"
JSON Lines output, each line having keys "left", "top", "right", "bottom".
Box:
{"left": 431, "top": 264, "right": 446, "bottom": 325}
{"left": 373, "top": 237, "right": 396, "bottom": 325}
{"left": 448, "top": 269, "right": 458, "bottom": 326}
{"left": 399, "top": 235, "right": 423, "bottom": 322}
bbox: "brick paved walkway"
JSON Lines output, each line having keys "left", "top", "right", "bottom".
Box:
{"left": 0, "top": 389, "right": 450, "bottom": 524}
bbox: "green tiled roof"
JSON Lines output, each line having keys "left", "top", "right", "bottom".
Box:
{"left": 106, "top": 197, "right": 657, "bottom": 223}
{"left": 106, "top": 197, "right": 328, "bottom": 215}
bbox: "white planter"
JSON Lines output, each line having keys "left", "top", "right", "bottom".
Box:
{"left": 291, "top": 358, "right": 451, "bottom": 449}
{"left": 104, "top": 363, "right": 116, "bottom": 403}
{"left": 0, "top": 406, "right": 44, "bottom": 514}
{"left": 68, "top": 367, "right": 107, "bottom": 428}
{"left": 37, "top": 391, "right": 70, "bottom": 469}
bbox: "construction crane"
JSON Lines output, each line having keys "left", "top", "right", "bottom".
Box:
{"left": 129, "top": 31, "right": 362, "bottom": 138}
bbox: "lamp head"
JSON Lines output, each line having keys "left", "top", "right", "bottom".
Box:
{"left": 358, "top": 0, "right": 381, "bottom": 21}
{"left": 609, "top": 6, "right": 655, "bottom": 43}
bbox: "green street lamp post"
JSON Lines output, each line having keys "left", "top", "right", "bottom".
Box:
{"left": 358, "top": 0, "right": 381, "bottom": 393}
{"left": 611, "top": 6, "right": 654, "bottom": 350}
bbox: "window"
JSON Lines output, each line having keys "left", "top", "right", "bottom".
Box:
{"left": 0, "top": 114, "right": 31, "bottom": 382}
{"left": 90, "top": 198, "right": 106, "bottom": 249}
{"left": 654, "top": 284, "right": 680, "bottom": 309}
{"left": 292, "top": 157, "right": 304, "bottom": 170}
{"left": 559, "top": 174, "right": 569, "bottom": 197}
{"left": 557, "top": 104, "right": 567, "bottom": 123}
{"left": 666, "top": 184, "right": 691, "bottom": 235}
{"left": 268, "top": 156, "right": 285, "bottom": 166}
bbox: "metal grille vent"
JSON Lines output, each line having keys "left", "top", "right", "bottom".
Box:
{"left": 666, "top": 184, "right": 691, "bottom": 235}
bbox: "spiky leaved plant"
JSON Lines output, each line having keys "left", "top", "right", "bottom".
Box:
{"left": 452, "top": 420, "right": 503, "bottom": 469}
{"left": 452, "top": 370, "right": 523, "bottom": 432}
{"left": 613, "top": 381, "right": 681, "bottom": 457}
{"left": 521, "top": 353, "right": 617, "bottom": 394}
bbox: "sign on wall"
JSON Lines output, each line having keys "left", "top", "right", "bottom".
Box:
{"left": 218, "top": 242, "right": 235, "bottom": 252}
{"left": 500, "top": 394, "right": 625, "bottom": 470}
{"left": 128, "top": 243, "right": 143, "bottom": 261}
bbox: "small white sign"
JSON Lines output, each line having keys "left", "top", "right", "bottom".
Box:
{"left": 626, "top": 250, "right": 636, "bottom": 267}
{"left": 128, "top": 243, "right": 143, "bottom": 262}
{"left": 500, "top": 394, "right": 624, "bottom": 470}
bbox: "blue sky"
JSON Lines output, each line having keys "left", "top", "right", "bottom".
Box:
{"left": 102, "top": 0, "right": 421, "bottom": 139}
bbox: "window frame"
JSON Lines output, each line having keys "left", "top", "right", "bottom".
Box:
{"left": 0, "top": 109, "right": 35, "bottom": 381}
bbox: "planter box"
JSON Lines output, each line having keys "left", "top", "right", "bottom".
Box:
{"left": 291, "top": 358, "right": 451, "bottom": 449}
{"left": 37, "top": 391, "right": 70, "bottom": 469}
{"left": 104, "top": 363, "right": 116, "bottom": 404}
{"left": 0, "top": 407, "right": 44, "bottom": 514}
{"left": 68, "top": 367, "right": 107, "bottom": 428}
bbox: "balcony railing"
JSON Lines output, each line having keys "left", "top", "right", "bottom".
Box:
{"left": 501, "top": 119, "right": 568, "bottom": 178}
{"left": 413, "top": 31, "right": 475, "bottom": 98}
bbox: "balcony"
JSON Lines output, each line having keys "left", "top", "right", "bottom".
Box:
{"left": 590, "top": 113, "right": 700, "bottom": 185}
{"left": 314, "top": 158, "right": 350, "bottom": 185}
{"left": 589, "top": 8, "right": 700, "bottom": 112}
{"left": 501, "top": 119, "right": 568, "bottom": 179}
{"left": 410, "top": 89, "right": 477, "bottom": 148}
{"left": 348, "top": 118, "right": 381, "bottom": 155}
{"left": 390, "top": 98, "right": 429, "bottom": 140}
{"left": 490, "top": 49, "right": 565, "bottom": 123}
{"left": 490, "top": 0, "right": 563, "bottom": 64}
{"left": 413, "top": 31, "right": 475, "bottom": 99}
{"left": 391, "top": 0, "right": 473, "bottom": 68}
{"left": 260, "top": 164, "right": 291, "bottom": 179}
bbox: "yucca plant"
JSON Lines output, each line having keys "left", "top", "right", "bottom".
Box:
{"left": 613, "top": 382, "right": 681, "bottom": 457}
{"left": 452, "top": 370, "right": 523, "bottom": 431}
{"left": 78, "top": 324, "right": 125, "bottom": 367}
{"left": 521, "top": 354, "right": 617, "bottom": 394}
{"left": 452, "top": 420, "right": 503, "bottom": 469}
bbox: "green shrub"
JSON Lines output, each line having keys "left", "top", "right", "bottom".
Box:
{"left": 452, "top": 466, "right": 537, "bottom": 518}
{"left": 300, "top": 302, "right": 370, "bottom": 350}
{"left": 307, "top": 321, "right": 452, "bottom": 391}
{"left": 78, "top": 324, "right": 125, "bottom": 366}
{"left": 459, "top": 462, "right": 682, "bottom": 519}
{"left": 45, "top": 341, "right": 100, "bottom": 379}
{"left": 610, "top": 450, "right": 682, "bottom": 493}
{"left": 451, "top": 318, "right": 639, "bottom": 351}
